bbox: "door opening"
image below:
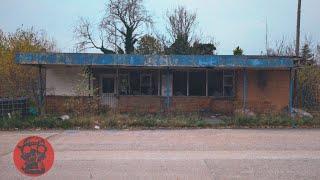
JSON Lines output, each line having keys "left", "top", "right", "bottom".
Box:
{"left": 100, "top": 75, "right": 117, "bottom": 108}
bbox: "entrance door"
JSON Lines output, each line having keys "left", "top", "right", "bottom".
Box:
{"left": 100, "top": 75, "right": 117, "bottom": 108}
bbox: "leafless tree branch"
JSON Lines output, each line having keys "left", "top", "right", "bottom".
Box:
{"left": 166, "top": 6, "right": 197, "bottom": 43}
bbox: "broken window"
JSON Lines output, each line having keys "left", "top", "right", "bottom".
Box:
{"left": 189, "top": 71, "right": 206, "bottom": 96}
{"left": 119, "top": 74, "right": 129, "bottom": 95}
{"left": 141, "top": 70, "right": 159, "bottom": 95}
{"left": 141, "top": 73, "right": 153, "bottom": 95}
{"left": 102, "top": 77, "right": 115, "bottom": 93}
{"left": 118, "top": 69, "right": 159, "bottom": 96}
{"left": 208, "top": 70, "right": 234, "bottom": 97}
{"left": 208, "top": 71, "right": 223, "bottom": 97}
{"left": 223, "top": 70, "right": 234, "bottom": 97}
{"left": 130, "top": 71, "right": 140, "bottom": 95}
{"left": 118, "top": 68, "right": 233, "bottom": 97}
{"left": 173, "top": 71, "right": 187, "bottom": 96}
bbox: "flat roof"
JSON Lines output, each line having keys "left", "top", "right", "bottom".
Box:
{"left": 15, "top": 53, "right": 295, "bottom": 68}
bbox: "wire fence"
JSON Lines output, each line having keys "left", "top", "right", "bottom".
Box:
{"left": 0, "top": 98, "right": 29, "bottom": 118}
{"left": 295, "top": 66, "right": 320, "bottom": 115}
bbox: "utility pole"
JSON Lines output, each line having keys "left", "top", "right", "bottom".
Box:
{"left": 295, "top": 0, "right": 302, "bottom": 57}
{"left": 294, "top": 0, "right": 302, "bottom": 112}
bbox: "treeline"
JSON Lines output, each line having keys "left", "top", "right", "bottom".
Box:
{"left": 0, "top": 28, "right": 55, "bottom": 100}
{"left": 74, "top": 1, "right": 217, "bottom": 55}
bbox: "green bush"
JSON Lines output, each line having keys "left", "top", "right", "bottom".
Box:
{"left": 0, "top": 115, "right": 73, "bottom": 130}
{"left": 226, "top": 114, "right": 300, "bottom": 128}
{"left": 195, "top": 120, "right": 208, "bottom": 127}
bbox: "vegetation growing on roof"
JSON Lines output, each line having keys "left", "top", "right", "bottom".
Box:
{"left": 233, "top": 46, "right": 243, "bottom": 55}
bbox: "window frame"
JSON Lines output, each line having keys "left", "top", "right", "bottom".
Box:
{"left": 118, "top": 73, "right": 130, "bottom": 95}
{"left": 171, "top": 69, "right": 235, "bottom": 98}
{"left": 117, "top": 69, "right": 160, "bottom": 96}
{"left": 221, "top": 70, "right": 235, "bottom": 98}
{"left": 188, "top": 70, "right": 207, "bottom": 97}
{"left": 172, "top": 70, "right": 188, "bottom": 96}
{"left": 100, "top": 74, "right": 116, "bottom": 94}
{"left": 115, "top": 68, "right": 235, "bottom": 98}
{"left": 140, "top": 73, "right": 153, "bottom": 95}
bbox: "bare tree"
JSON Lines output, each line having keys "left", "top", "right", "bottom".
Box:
{"left": 266, "top": 37, "right": 295, "bottom": 56}
{"left": 315, "top": 45, "right": 320, "bottom": 64}
{"left": 166, "top": 6, "right": 197, "bottom": 43}
{"left": 74, "top": 18, "right": 115, "bottom": 54}
{"left": 74, "top": 0, "right": 152, "bottom": 54}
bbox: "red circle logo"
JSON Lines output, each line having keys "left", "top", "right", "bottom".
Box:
{"left": 13, "top": 136, "right": 54, "bottom": 177}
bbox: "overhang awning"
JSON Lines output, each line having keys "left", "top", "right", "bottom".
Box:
{"left": 15, "top": 53, "right": 295, "bottom": 68}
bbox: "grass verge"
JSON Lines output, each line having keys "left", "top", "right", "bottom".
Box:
{"left": 1, "top": 112, "right": 319, "bottom": 130}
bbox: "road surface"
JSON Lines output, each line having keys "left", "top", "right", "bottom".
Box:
{"left": 1, "top": 129, "right": 320, "bottom": 179}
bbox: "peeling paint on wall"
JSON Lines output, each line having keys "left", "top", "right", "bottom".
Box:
{"left": 16, "top": 53, "right": 295, "bottom": 68}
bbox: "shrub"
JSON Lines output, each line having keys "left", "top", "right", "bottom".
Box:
{"left": 227, "top": 114, "right": 298, "bottom": 128}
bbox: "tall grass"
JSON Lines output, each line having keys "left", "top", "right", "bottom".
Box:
{"left": 1, "top": 111, "right": 319, "bottom": 130}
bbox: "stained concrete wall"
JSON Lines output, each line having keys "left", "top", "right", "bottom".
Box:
{"left": 46, "top": 65, "right": 92, "bottom": 96}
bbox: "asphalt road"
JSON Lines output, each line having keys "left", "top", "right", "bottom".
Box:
{"left": 1, "top": 129, "right": 320, "bottom": 180}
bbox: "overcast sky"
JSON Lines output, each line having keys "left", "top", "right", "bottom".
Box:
{"left": 0, "top": 0, "right": 319, "bottom": 54}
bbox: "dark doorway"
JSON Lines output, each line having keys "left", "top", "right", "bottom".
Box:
{"left": 102, "top": 77, "right": 115, "bottom": 93}
{"left": 173, "top": 71, "right": 187, "bottom": 96}
{"left": 189, "top": 71, "right": 206, "bottom": 96}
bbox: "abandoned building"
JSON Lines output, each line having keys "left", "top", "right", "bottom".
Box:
{"left": 15, "top": 53, "right": 296, "bottom": 114}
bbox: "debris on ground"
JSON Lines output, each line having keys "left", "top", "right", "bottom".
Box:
{"left": 202, "top": 113, "right": 226, "bottom": 125}
{"left": 292, "top": 108, "right": 313, "bottom": 118}
{"left": 59, "top": 115, "right": 70, "bottom": 121}
{"left": 235, "top": 108, "right": 256, "bottom": 117}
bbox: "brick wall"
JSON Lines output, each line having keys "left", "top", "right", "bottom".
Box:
{"left": 118, "top": 96, "right": 236, "bottom": 114}
{"left": 118, "top": 96, "right": 163, "bottom": 113}
{"left": 45, "top": 96, "right": 93, "bottom": 114}
{"left": 171, "top": 97, "right": 211, "bottom": 112}
{"left": 45, "top": 69, "right": 291, "bottom": 114}
{"left": 45, "top": 96, "right": 70, "bottom": 114}
{"left": 239, "top": 69, "right": 291, "bottom": 113}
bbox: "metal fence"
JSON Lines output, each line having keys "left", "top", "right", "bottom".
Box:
{"left": 294, "top": 66, "right": 320, "bottom": 115}
{"left": 0, "top": 98, "right": 29, "bottom": 117}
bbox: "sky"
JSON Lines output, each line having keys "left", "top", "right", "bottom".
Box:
{"left": 0, "top": 0, "right": 319, "bottom": 55}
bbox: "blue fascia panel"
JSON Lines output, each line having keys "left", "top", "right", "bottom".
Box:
{"left": 16, "top": 53, "right": 294, "bottom": 68}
